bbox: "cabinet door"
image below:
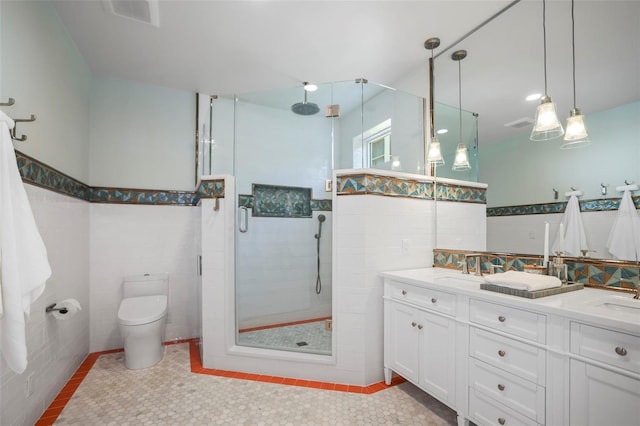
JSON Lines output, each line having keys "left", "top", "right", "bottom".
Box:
{"left": 570, "top": 360, "right": 640, "bottom": 426}
{"left": 420, "top": 310, "right": 456, "bottom": 404}
{"left": 386, "top": 302, "right": 420, "bottom": 383}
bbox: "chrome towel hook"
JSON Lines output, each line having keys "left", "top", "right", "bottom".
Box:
{"left": 0, "top": 97, "right": 15, "bottom": 106}
{"left": 11, "top": 114, "right": 37, "bottom": 142}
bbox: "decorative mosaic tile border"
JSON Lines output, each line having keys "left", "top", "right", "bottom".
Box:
{"left": 433, "top": 248, "right": 640, "bottom": 291}
{"left": 16, "top": 150, "right": 225, "bottom": 205}
{"left": 238, "top": 194, "right": 332, "bottom": 212}
{"left": 487, "top": 196, "right": 640, "bottom": 217}
{"left": 17, "top": 150, "right": 92, "bottom": 201}
{"left": 336, "top": 173, "right": 486, "bottom": 204}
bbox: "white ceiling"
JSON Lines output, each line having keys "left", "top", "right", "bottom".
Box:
{"left": 52, "top": 0, "right": 640, "bottom": 144}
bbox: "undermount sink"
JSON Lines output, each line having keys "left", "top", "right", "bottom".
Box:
{"left": 592, "top": 295, "right": 640, "bottom": 314}
{"left": 434, "top": 274, "right": 483, "bottom": 286}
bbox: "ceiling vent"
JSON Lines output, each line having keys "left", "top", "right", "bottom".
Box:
{"left": 102, "top": 0, "right": 160, "bottom": 27}
{"left": 504, "top": 117, "right": 534, "bottom": 129}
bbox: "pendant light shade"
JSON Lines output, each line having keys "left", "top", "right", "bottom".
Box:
{"left": 452, "top": 49, "right": 471, "bottom": 171}
{"left": 562, "top": 0, "right": 590, "bottom": 149}
{"left": 530, "top": 0, "right": 564, "bottom": 141}
{"left": 427, "top": 136, "right": 444, "bottom": 166}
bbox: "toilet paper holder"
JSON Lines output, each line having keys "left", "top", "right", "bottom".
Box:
{"left": 45, "top": 303, "right": 68, "bottom": 314}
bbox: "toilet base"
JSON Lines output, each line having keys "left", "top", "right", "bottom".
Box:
{"left": 119, "top": 316, "right": 166, "bottom": 370}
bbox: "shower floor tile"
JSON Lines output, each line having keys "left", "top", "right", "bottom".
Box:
{"left": 45, "top": 343, "right": 457, "bottom": 425}
{"left": 238, "top": 319, "right": 331, "bottom": 354}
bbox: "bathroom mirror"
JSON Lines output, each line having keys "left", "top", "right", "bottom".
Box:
{"left": 432, "top": 0, "right": 640, "bottom": 261}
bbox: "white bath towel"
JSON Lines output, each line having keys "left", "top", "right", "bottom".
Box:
{"left": 552, "top": 195, "right": 588, "bottom": 256}
{"left": 0, "top": 110, "right": 51, "bottom": 373}
{"left": 606, "top": 189, "right": 640, "bottom": 261}
{"left": 484, "top": 271, "right": 562, "bottom": 292}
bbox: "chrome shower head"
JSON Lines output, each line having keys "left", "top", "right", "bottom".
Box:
{"left": 291, "top": 85, "right": 319, "bottom": 116}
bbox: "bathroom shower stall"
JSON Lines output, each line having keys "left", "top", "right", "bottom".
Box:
{"left": 207, "top": 80, "right": 478, "bottom": 356}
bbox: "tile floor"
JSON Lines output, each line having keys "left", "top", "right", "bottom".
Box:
{"left": 238, "top": 319, "right": 332, "bottom": 355}
{"left": 37, "top": 341, "right": 458, "bottom": 425}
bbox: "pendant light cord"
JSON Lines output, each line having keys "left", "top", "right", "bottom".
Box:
{"left": 458, "top": 59, "right": 462, "bottom": 144}
{"left": 542, "top": 0, "right": 548, "bottom": 96}
{"left": 571, "top": 0, "right": 576, "bottom": 109}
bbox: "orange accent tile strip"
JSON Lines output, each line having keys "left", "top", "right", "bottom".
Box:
{"left": 36, "top": 338, "right": 405, "bottom": 425}
{"left": 238, "top": 316, "right": 332, "bottom": 333}
{"left": 188, "top": 339, "right": 405, "bottom": 394}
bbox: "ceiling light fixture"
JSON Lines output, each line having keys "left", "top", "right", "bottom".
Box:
{"left": 562, "top": 0, "right": 591, "bottom": 149}
{"left": 452, "top": 49, "right": 471, "bottom": 171}
{"left": 526, "top": 93, "right": 542, "bottom": 102}
{"left": 303, "top": 82, "right": 318, "bottom": 92}
{"left": 425, "top": 37, "right": 444, "bottom": 167}
{"left": 436, "top": 128, "right": 448, "bottom": 135}
{"left": 530, "top": 0, "right": 564, "bottom": 141}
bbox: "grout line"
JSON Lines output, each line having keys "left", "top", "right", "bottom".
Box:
{"left": 35, "top": 338, "right": 405, "bottom": 425}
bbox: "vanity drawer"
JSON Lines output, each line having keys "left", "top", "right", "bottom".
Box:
{"left": 469, "top": 387, "right": 539, "bottom": 426}
{"left": 470, "top": 299, "right": 546, "bottom": 343}
{"left": 388, "top": 281, "right": 456, "bottom": 316}
{"left": 470, "top": 327, "right": 546, "bottom": 385}
{"left": 470, "top": 358, "right": 545, "bottom": 423}
{"left": 570, "top": 322, "right": 640, "bottom": 374}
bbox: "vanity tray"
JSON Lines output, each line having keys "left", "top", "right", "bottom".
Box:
{"left": 480, "top": 282, "right": 584, "bottom": 299}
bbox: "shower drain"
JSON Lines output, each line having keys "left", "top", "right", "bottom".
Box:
{"left": 296, "top": 341, "right": 308, "bottom": 347}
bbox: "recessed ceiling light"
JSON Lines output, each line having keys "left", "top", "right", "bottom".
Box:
{"left": 303, "top": 83, "right": 318, "bottom": 92}
{"left": 526, "top": 93, "right": 542, "bottom": 101}
{"left": 436, "top": 128, "right": 448, "bottom": 134}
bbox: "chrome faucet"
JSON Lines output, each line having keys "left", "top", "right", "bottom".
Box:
{"left": 461, "top": 253, "right": 484, "bottom": 276}
{"left": 550, "top": 252, "right": 568, "bottom": 284}
{"left": 620, "top": 279, "right": 640, "bottom": 300}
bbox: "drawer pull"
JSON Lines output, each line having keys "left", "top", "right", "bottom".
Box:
{"left": 615, "top": 346, "right": 628, "bottom": 356}
{"left": 498, "top": 315, "right": 506, "bottom": 322}
{"left": 498, "top": 418, "right": 506, "bottom": 425}
{"left": 431, "top": 298, "right": 437, "bottom": 303}
{"left": 417, "top": 324, "right": 423, "bottom": 330}
{"left": 411, "top": 322, "right": 417, "bottom": 327}
{"left": 497, "top": 384, "right": 505, "bottom": 391}
{"left": 402, "top": 290, "right": 407, "bottom": 295}
{"left": 498, "top": 350, "right": 506, "bottom": 357}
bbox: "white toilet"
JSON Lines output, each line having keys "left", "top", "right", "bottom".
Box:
{"left": 117, "top": 273, "right": 168, "bottom": 370}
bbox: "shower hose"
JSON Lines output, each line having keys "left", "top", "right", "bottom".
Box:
{"left": 315, "top": 235, "right": 322, "bottom": 295}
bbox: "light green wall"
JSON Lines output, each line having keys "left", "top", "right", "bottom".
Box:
{"left": 480, "top": 101, "right": 640, "bottom": 207}
{"left": 1, "top": 0, "right": 91, "bottom": 182}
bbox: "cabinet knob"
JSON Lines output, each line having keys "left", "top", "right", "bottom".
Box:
{"left": 411, "top": 322, "right": 417, "bottom": 327}
{"left": 431, "top": 298, "right": 437, "bottom": 303}
{"left": 615, "top": 346, "right": 628, "bottom": 356}
{"left": 498, "top": 350, "right": 506, "bottom": 357}
{"left": 417, "top": 324, "right": 423, "bottom": 330}
{"left": 497, "top": 384, "right": 505, "bottom": 391}
{"left": 402, "top": 290, "right": 407, "bottom": 295}
{"left": 498, "top": 418, "right": 506, "bottom": 425}
{"left": 498, "top": 315, "right": 506, "bottom": 322}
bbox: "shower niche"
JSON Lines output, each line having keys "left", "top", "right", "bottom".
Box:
{"left": 206, "top": 79, "right": 473, "bottom": 356}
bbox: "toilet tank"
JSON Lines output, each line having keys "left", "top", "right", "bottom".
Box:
{"left": 123, "top": 273, "right": 169, "bottom": 298}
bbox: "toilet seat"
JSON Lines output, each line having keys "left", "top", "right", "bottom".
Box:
{"left": 118, "top": 295, "right": 167, "bottom": 326}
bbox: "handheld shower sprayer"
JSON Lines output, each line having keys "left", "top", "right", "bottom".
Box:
{"left": 315, "top": 214, "right": 326, "bottom": 239}
{"left": 314, "top": 214, "right": 326, "bottom": 295}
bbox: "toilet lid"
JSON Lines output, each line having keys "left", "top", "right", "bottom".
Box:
{"left": 118, "top": 295, "right": 167, "bottom": 326}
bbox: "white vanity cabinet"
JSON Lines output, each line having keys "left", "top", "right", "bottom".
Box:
{"left": 569, "top": 322, "right": 640, "bottom": 426}
{"left": 381, "top": 268, "right": 640, "bottom": 426}
{"left": 384, "top": 280, "right": 457, "bottom": 407}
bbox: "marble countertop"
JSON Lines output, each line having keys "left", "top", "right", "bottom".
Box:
{"left": 380, "top": 267, "right": 640, "bottom": 335}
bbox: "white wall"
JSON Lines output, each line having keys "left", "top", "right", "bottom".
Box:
{"left": 436, "top": 201, "right": 487, "bottom": 252}
{"left": 1, "top": 185, "right": 90, "bottom": 426}
{"left": 0, "top": 0, "right": 91, "bottom": 182}
{"left": 89, "top": 204, "right": 199, "bottom": 352}
{"left": 89, "top": 76, "right": 196, "bottom": 191}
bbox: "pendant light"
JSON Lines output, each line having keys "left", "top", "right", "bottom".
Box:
{"left": 452, "top": 49, "right": 471, "bottom": 171}
{"left": 425, "top": 37, "right": 444, "bottom": 167}
{"left": 562, "top": 0, "right": 591, "bottom": 148}
{"left": 530, "top": 0, "right": 564, "bottom": 141}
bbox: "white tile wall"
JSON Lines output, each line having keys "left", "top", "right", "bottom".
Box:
{"left": 436, "top": 201, "right": 487, "bottom": 252}
{"left": 0, "top": 184, "right": 90, "bottom": 426}
{"left": 89, "top": 203, "right": 199, "bottom": 352}
{"left": 487, "top": 210, "right": 627, "bottom": 258}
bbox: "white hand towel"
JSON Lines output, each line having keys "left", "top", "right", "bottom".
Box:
{"left": 0, "top": 110, "right": 52, "bottom": 373}
{"left": 484, "top": 271, "right": 562, "bottom": 292}
{"left": 552, "top": 195, "right": 588, "bottom": 256}
{"left": 606, "top": 189, "right": 640, "bottom": 261}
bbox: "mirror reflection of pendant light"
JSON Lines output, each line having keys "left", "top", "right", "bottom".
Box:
{"left": 562, "top": 0, "right": 591, "bottom": 148}
{"left": 425, "top": 37, "right": 444, "bottom": 167}
{"left": 452, "top": 49, "right": 471, "bottom": 171}
{"left": 531, "top": 0, "right": 564, "bottom": 141}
